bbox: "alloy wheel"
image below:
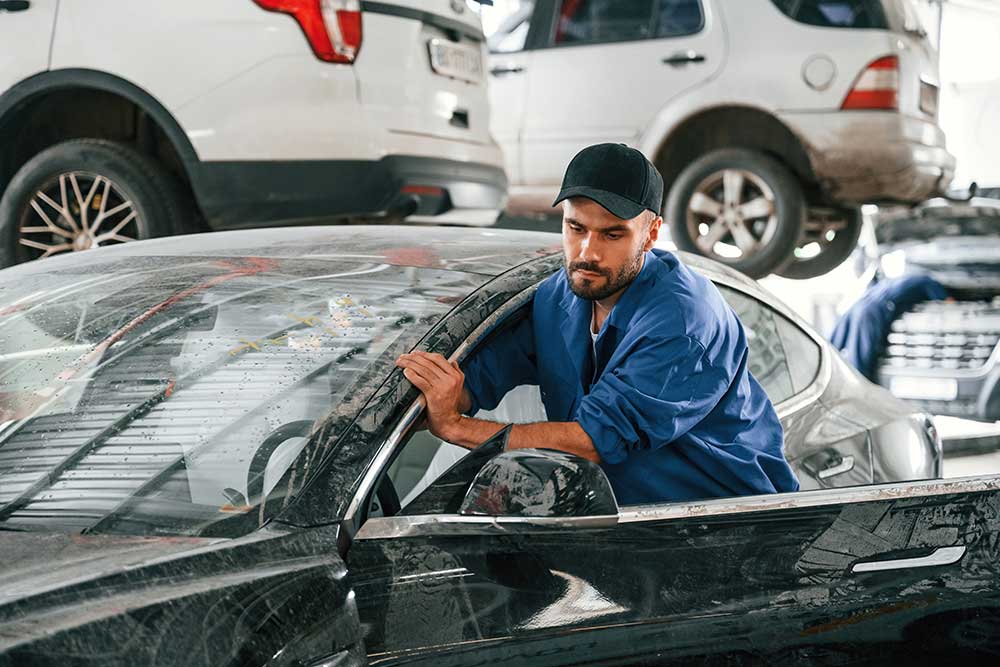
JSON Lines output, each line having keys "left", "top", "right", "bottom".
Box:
{"left": 19, "top": 172, "right": 140, "bottom": 261}
{"left": 685, "top": 169, "right": 778, "bottom": 263}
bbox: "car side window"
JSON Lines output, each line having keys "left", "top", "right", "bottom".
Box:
{"left": 386, "top": 385, "right": 545, "bottom": 511}
{"left": 382, "top": 307, "right": 545, "bottom": 514}
{"left": 552, "top": 0, "right": 703, "bottom": 46}
{"left": 717, "top": 285, "right": 821, "bottom": 403}
{"left": 655, "top": 0, "right": 705, "bottom": 38}
{"left": 769, "top": 0, "right": 890, "bottom": 29}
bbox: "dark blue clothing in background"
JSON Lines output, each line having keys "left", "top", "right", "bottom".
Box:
{"left": 463, "top": 249, "right": 799, "bottom": 505}
{"left": 829, "top": 275, "right": 947, "bottom": 381}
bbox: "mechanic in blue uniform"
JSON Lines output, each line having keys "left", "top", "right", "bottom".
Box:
{"left": 397, "top": 143, "right": 799, "bottom": 504}
{"left": 829, "top": 274, "right": 947, "bottom": 382}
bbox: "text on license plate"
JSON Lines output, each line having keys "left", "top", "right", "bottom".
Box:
{"left": 428, "top": 39, "right": 482, "bottom": 83}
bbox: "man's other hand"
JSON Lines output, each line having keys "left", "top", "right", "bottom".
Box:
{"left": 395, "top": 351, "right": 467, "bottom": 441}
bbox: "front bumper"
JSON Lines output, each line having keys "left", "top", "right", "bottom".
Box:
{"left": 191, "top": 156, "right": 508, "bottom": 229}
{"left": 779, "top": 110, "right": 956, "bottom": 205}
{"left": 877, "top": 367, "right": 1000, "bottom": 423}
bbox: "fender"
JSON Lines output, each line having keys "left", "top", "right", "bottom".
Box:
{"left": 637, "top": 96, "right": 815, "bottom": 170}
{"left": 0, "top": 68, "right": 201, "bottom": 170}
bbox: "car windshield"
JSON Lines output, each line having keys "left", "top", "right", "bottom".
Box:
{"left": 0, "top": 252, "right": 486, "bottom": 536}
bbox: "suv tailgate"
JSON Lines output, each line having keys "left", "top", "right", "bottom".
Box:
{"left": 356, "top": 0, "right": 493, "bottom": 144}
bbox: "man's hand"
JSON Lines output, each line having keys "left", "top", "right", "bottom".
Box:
{"left": 395, "top": 351, "right": 468, "bottom": 441}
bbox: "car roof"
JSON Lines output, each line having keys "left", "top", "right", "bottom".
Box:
{"left": 0, "top": 225, "right": 565, "bottom": 280}
{"left": 0, "top": 224, "right": 768, "bottom": 307}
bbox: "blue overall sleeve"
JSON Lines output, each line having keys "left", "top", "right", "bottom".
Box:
{"left": 575, "top": 334, "right": 728, "bottom": 464}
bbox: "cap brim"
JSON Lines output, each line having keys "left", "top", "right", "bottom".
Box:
{"left": 552, "top": 186, "right": 647, "bottom": 220}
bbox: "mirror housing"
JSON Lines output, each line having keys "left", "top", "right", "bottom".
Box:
{"left": 459, "top": 449, "right": 618, "bottom": 518}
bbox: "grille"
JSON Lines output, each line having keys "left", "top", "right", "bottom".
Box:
{"left": 880, "top": 298, "right": 1000, "bottom": 372}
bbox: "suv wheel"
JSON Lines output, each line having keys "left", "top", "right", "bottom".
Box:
{"left": 776, "top": 207, "right": 863, "bottom": 280}
{"left": 665, "top": 148, "right": 804, "bottom": 279}
{"left": 0, "top": 139, "right": 184, "bottom": 267}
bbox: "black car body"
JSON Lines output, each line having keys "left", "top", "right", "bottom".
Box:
{"left": 1, "top": 226, "right": 994, "bottom": 666}
{"left": 874, "top": 203, "right": 1000, "bottom": 422}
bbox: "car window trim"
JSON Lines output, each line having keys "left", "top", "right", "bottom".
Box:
{"left": 343, "top": 283, "right": 541, "bottom": 534}
{"left": 346, "top": 258, "right": 834, "bottom": 534}
{"left": 356, "top": 474, "right": 1000, "bottom": 539}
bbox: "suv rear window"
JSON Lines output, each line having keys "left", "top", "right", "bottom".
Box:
{"left": 554, "top": 0, "right": 703, "bottom": 46}
{"left": 770, "top": 0, "right": 889, "bottom": 29}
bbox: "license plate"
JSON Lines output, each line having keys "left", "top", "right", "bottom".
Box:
{"left": 889, "top": 376, "right": 958, "bottom": 401}
{"left": 428, "top": 39, "right": 482, "bottom": 83}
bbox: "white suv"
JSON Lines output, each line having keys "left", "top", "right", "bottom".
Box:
{"left": 0, "top": 0, "right": 504, "bottom": 267}
{"left": 489, "top": 0, "right": 956, "bottom": 279}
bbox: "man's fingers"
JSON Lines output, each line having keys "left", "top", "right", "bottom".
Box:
{"left": 400, "top": 355, "right": 451, "bottom": 382}
{"left": 421, "top": 352, "right": 458, "bottom": 377}
{"left": 402, "top": 367, "right": 433, "bottom": 392}
{"left": 401, "top": 351, "right": 460, "bottom": 378}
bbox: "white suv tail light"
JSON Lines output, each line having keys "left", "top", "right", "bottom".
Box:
{"left": 842, "top": 56, "right": 899, "bottom": 110}
{"left": 254, "top": 0, "right": 362, "bottom": 64}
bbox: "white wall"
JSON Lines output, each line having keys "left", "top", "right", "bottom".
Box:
{"left": 938, "top": 0, "right": 1000, "bottom": 186}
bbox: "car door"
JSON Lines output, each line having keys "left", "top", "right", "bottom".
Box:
{"left": 0, "top": 0, "right": 57, "bottom": 93}
{"left": 348, "top": 473, "right": 1000, "bottom": 665}
{"left": 518, "top": 0, "right": 725, "bottom": 188}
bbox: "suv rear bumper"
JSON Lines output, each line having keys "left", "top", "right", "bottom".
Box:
{"left": 191, "top": 156, "right": 508, "bottom": 229}
{"left": 779, "top": 111, "right": 956, "bottom": 205}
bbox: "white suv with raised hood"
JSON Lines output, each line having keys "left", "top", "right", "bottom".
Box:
{"left": 0, "top": 0, "right": 504, "bottom": 267}
{"left": 489, "top": 0, "right": 956, "bottom": 279}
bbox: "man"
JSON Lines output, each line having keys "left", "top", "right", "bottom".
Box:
{"left": 829, "top": 274, "right": 947, "bottom": 382}
{"left": 397, "top": 143, "right": 799, "bottom": 504}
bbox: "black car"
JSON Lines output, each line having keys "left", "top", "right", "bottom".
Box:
{"left": 873, "top": 202, "right": 1000, "bottom": 422}
{"left": 1, "top": 226, "right": 994, "bottom": 667}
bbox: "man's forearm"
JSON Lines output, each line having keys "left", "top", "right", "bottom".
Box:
{"left": 440, "top": 416, "right": 601, "bottom": 463}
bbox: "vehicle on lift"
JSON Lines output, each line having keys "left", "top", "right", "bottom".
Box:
{"left": 874, "top": 202, "right": 1000, "bottom": 424}
{"left": 489, "top": 0, "right": 955, "bottom": 279}
{"left": 0, "top": 0, "right": 504, "bottom": 269}
{"left": 0, "top": 226, "right": 983, "bottom": 665}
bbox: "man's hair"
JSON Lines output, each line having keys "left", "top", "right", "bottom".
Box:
{"left": 641, "top": 209, "right": 657, "bottom": 230}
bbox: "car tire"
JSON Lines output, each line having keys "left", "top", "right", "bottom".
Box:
{"left": 666, "top": 148, "right": 804, "bottom": 279}
{"left": 0, "top": 139, "right": 185, "bottom": 268}
{"left": 776, "top": 207, "right": 863, "bottom": 280}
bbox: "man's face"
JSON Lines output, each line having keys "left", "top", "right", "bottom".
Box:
{"left": 562, "top": 197, "right": 661, "bottom": 301}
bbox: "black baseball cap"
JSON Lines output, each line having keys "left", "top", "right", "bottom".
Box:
{"left": 552, "top": 143, "right": 664, "bottom": 220}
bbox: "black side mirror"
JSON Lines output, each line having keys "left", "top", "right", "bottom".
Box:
{"left": 459, "top": 449, "right": 618, "bottom": 518}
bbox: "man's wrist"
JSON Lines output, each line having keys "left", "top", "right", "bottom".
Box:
{"left": 438, "top": 413, "right": 467, "bottom": 445}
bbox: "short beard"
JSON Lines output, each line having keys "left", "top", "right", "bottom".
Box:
{"left": 565, "top": 250, "right": 644, "bottom": 301}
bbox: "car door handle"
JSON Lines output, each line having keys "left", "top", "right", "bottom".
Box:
{"left": 490, "top": 65, "right": 524, "bottom": 76}
{"left": 817, "top": 455, "right": 854, "bottom": 479}
{"left": 662, "top": 51, "right": 706, "bottom": 66}
{"left": 852, "top": 545, "right": 966, "bottom": 574}
{"left": 0, "top": 0, "right": 30, "bottom": 11}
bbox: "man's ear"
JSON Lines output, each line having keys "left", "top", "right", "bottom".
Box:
{"left": 644, "top": 215, "right": 662, "bottom": 251}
